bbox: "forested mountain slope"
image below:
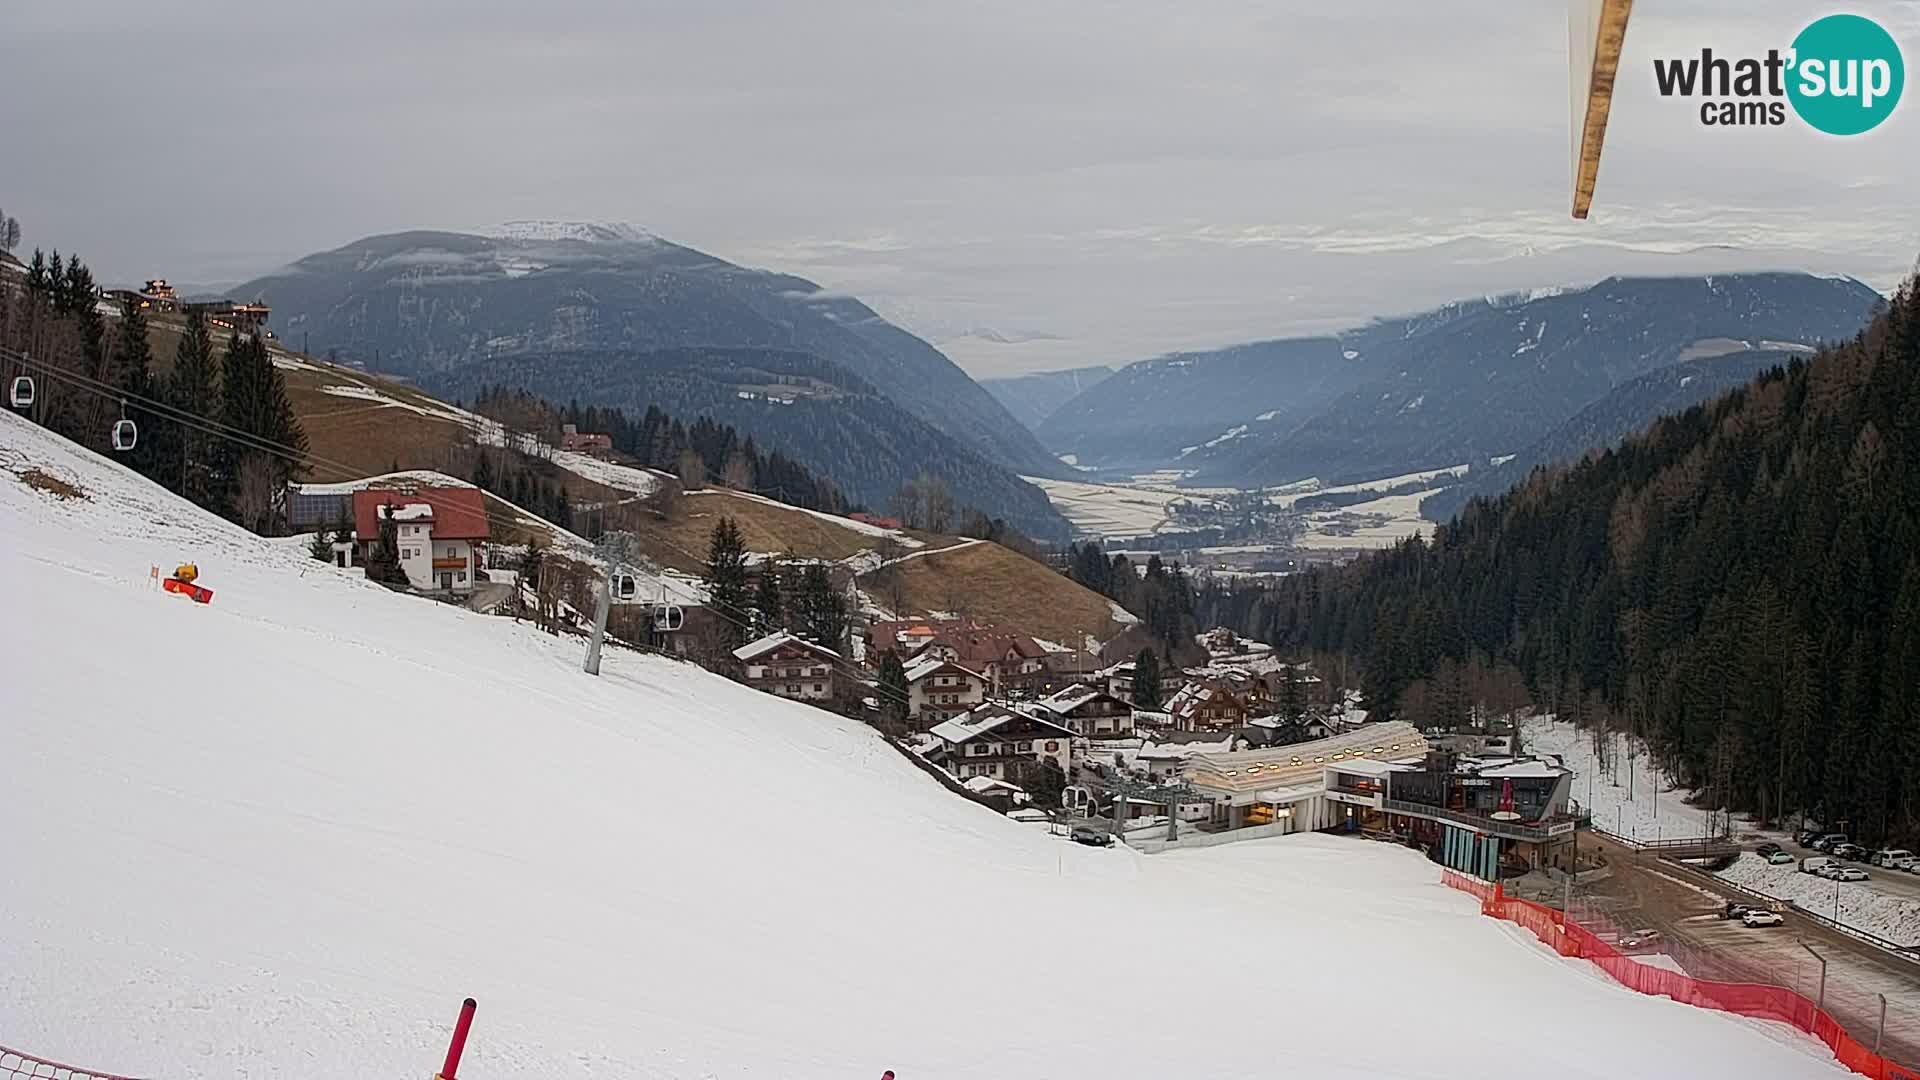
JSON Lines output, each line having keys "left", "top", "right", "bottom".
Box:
{"left": 430, "top": 346, "right": 1067, "bottom": 540}
{"left": 1420, "top": 346, "right": 1810, "bottom": 522}
{"left": 1242, "top": 276, "right": 1920, "bottom": 842}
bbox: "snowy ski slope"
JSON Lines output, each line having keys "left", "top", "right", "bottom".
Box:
{"left": 0, "top": 410, "right": 1849, "bottom": 1079}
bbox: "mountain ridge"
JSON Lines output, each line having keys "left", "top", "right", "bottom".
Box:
{"left": 1040, "top": 272, "right": 1883, "bottom": 488}
{"left": 234, "top": 227, "right": 1063, "bottom": 480}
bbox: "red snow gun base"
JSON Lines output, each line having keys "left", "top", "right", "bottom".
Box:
{"left": 162, "top": 576, "right": 214, "bottom": 604}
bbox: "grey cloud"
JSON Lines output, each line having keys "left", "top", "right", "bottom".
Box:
{"left": 1, "top": 0, "right": 1913, "bottom": 378}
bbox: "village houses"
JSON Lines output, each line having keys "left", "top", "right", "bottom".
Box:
{"left": 867, "top": 619, "right": 1055, "bottom": 695}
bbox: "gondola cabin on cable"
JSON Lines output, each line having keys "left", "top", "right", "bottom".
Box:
{"left": 111, "top": 418, "right": 138, "bottom": 452}
{"left": 652, "top": 603, "right": 685, "bottom": 633}
{"left": 8, "top": 375, "right": 32, "bottom": 409}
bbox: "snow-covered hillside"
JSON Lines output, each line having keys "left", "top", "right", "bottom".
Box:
{"left": 0, "top": 411, "right": 1850, "bottom": 1078}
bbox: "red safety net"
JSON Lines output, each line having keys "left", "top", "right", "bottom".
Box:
{"left": 0, "top": 1046, "right": 143, "bottom": 1080}
{"left": 1439, "top": 872, "right": 1920, "bottom": 1080}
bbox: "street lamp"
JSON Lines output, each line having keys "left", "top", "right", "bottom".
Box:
{"left": 1801, "top": 941, "right": 1828, "bottom": 1015}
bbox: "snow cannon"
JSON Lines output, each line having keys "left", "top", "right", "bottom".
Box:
{"left": 162, "top": 563, "right": 214, "bottom": 604}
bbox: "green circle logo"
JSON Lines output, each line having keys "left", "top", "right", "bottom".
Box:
{"left": 1788, "top": 14, "right": 1904, "bottom": 135}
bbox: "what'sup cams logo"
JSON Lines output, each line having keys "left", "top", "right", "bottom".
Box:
{"left": 1654, "top": 13, "right": 1904, "bottom": 133}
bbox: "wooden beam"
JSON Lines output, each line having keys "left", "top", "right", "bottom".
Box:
{"left": 1570, "top": 0, "right": 1634, "bottom": 220}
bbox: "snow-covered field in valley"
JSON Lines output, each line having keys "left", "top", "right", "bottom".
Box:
{"left": 0, "top": 410, "right": 1853, "bottom": 1079}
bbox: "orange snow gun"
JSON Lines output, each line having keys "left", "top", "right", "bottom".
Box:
{"left": 163, "top": 563, "right": 214, "bottom": 604}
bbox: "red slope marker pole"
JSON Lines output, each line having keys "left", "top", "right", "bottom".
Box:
{"left": 437, "top": 998, "right": 477, "bottom": 1080}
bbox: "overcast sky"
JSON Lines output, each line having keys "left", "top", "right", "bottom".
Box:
{"left": 3, "top": 1, "right": 1915, "bottom": 377}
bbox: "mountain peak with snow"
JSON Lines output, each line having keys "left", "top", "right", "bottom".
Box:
{"left": 478, "top": 220, "right": 661, "bottom": 245}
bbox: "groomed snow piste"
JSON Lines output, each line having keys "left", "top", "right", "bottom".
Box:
{"left": 0, "top": 411, "right": 1850, "bottom": 1079}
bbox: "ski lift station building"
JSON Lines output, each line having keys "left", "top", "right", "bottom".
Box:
{"left": 1178, "top": 723, "right": 1587, "bottom": 871}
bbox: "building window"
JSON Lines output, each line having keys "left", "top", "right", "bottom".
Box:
{"left": 787, "top": 684, "right": 801, "bottom": 693}
{"left": 813, "top": 684, "right": 824, "bottom": 693}
{"left": 1017, "top": 741, "right": 1031, "bottom": 752}
{"left": 968, "top": 743, "right": 989, "bottom": 756}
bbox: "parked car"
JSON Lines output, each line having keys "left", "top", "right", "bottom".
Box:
{"left": 1722, "top": 902, "right": 1752, "bottom": 920}
{"left": 1815, "top": 833, "right": 1850, "bottom": 852}
{"left": 1835, "top": 843, "right": 1868, "bottom": 861}
{"left": 1835, "top": 867, "right": 1870, "bottom": 882}
{"left": 1797, "top": 830, "right": 1822, "bottom": 847}
{"left": 1070, "top": 825, "right": 1114, "bottom": 847}
{"left": 1620, "top": 928, "right": 1663, "bottom": 949}
{"left": 1742, "top": 910, "right": 1786, "bottom": 928}
{"left": 1768, "top": 851, "right": 1797, "bottom": 865}
{"left": 1802, "top": 856, "right": 1836, "bottom": 874}
{"left": 1874, "top": 849, "right": 1916, "bottom": 869}
{"left": 1757, "top": 842, "right": 1782, "bottom": 857}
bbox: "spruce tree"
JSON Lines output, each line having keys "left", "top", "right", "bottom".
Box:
{"left": 877, "top": 651, "right": 910, "bottom": 732}
{"left": 1131, "top": 648, "right": 1162, "bottom": 710}
{"left": 1278, "top": 661, "right": 1305, "bottom": 722}
{"left": 795, "top": 563, "right": 847, "bottom": 650}
{"left": 112, "top": 295, "right": 164, "bottom": 482}
{"left": 168, "top": 310, "right": 222, "bottom": 508}
{"left": 703, "top": 516, "right": 752, "bottom": 646}
{"left": 754, "top": 559, "right": 785, "bottom": 635}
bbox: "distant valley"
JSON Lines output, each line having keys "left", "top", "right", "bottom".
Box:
{"left": 1029, "top": 273, "right": 1883, "bottom": 501}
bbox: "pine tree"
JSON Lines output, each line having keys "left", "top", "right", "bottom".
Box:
{"left": 1278, "top": 661, "right": 1305, "bottom": 722}
{"left": 877, "top": 651, "right": 910, "bottom": 732}
{"left": 1130, "top": 648, "right": 1162, "bottom": 709}
{"left": 795, "top": 563, "right": 847, "bottom": 651}
{"left": 310, "top": 526, "right": 335, "bottom": 561}
{"left": 112, "top": 295, "right": 163, "bottom": 482}
{"left": 704, "top": 516, "right": 752, "bottom": 646}
{"left": 363, "top": 506, "right": 409, "bottom": 586}
{"left": 167, "top": 310, "right": 222, "bottom": 508}
{"left": 754, "top": 560, "right": 785, "bottom": 634}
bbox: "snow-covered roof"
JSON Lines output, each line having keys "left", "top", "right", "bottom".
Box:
{"left": 1186, "top": 722, "right": 1429, "bottom": 796}
{"left": 929, "top": 704, "right": 1072, "bottom": 745}
{"left": 903, "top": 655, "right": 983, "bottom": 684}
{"left": 732, "top": 631, "right": 842, "bottom": 663}
{"left": 1007, "top": 808, "right": 1052, "bottom": 823}
{"left": 1477, "top": 760, "right": 1567, "bottom": 780}
{"left": 1038, "top": 685, "right": 1103, "bottom": 711}
{"left": 962, "top": 775, "right": 1029, "bottom": 799}
{"left": 386, "top": 503, "right": 433, "bottom": 522}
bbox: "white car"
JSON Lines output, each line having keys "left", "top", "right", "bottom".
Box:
{"left": 1742, "top": 910, "right": 1785, "bottom": 928}
{"left": 1876, "top": 849, "right": 1916, "bottom": 870}
{"left": 1835, "top": 867, "right": 1870, "bottom": 882}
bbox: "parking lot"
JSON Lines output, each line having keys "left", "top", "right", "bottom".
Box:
{"left": 1577, "top": 833, "right": 1920, "bottom": 1066}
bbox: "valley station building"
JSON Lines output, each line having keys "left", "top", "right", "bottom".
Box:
{"left": 1183, "top": 722, "right": 1588, "bottom": 873}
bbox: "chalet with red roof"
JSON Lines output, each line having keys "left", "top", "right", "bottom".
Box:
{"left": 352, "top": 486, "right": 490, "bottom": 593}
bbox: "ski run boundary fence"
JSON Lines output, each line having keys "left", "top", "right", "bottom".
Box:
{"left": 1, "top": 1045, "right": 144, "bottom": 1080}
{"left": 1440, "top": 869, "right": 1920, "bottom": 1080}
